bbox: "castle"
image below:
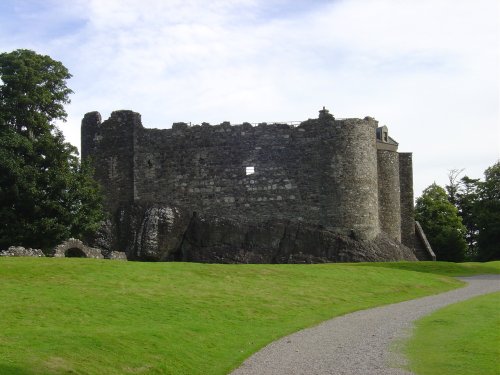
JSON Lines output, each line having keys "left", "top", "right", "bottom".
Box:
{"left": 81, "top": 107, "right": 433, "bottom": 262}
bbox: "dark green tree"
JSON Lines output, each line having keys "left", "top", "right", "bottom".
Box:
{"left": 446, "top": 170, "right": 480, "bottom": 259}
{"left": 473, "top": 162, "right": 500, "bottom": 261}
{"left": 0, "top": 49, "right": 104, "bottom": 252}
{"left": 446, "top": 168, "right": 465, "bottom": 207}
{"left": 415, "top": 183, "right": 467, "bottom": 262}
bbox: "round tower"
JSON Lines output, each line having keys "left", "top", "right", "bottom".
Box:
{"left": 327, "top": 116, "right": 380, "bottom": 240}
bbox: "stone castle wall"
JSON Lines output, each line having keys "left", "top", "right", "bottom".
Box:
{"left": 82, "top": 108, "right": 414, "bottom": 247}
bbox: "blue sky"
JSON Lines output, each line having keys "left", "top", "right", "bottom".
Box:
{"left": 1, "top": 0, "right": 498, "bottom": 196}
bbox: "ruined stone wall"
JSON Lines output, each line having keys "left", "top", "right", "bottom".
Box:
{"left": 83, "top": 110, "right": 381, "bottom": 241}
{"left": 377, "top": 150, "right": 401, "bottom": 242}
{"left": 133, "top": 121, "right": 304, "bottom": 223}
{"left": 82, "top": 111, "right": 139, "bottom": 212}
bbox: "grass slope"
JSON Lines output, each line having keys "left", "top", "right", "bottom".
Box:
{"left": 0, "top": 259, "right": 498, "bottom": 375}
{"left": 357, "top": 260, "right": 500, "bottom": 276}
{"left": 405, "top": 291, "right": 500, "bottom": 375}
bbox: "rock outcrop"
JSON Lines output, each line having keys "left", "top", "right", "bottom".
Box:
{"left": 88, "top": 203, "right": 417, "bottom": 263}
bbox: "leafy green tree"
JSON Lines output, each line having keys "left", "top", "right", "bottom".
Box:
{"left": 473, "top": 162, "right": 500, "bottom": 261}
{"left": 0, "top": 49, "right": 104, "bottom": 252}
{"left": 415, "top": 183, "right": 467, "bottom": 262}
{"left": 0, "top": 49, "right": 73, "bottom": 136}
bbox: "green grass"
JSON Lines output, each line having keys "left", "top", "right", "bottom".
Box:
{"left": 353, "top": 260, "right": 500, "bottom": 276}
{"left": 0, "top": 258, "right": 497, "bottom": 375}
{"left": 405, "top": 291, "right": 500, "bottom": 375}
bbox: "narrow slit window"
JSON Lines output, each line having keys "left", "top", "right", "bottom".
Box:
{"left": 246, "top": 166, "right": 255, "bottom": 175}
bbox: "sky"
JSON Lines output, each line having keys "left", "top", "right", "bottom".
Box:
{"left": 1, "top": 0, "right": 498, "bottom": 197}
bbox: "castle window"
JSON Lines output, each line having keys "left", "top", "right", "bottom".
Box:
{"left": 246, "top": 166, "right": 255, "bottom": 175}
{"left": 377, "top": 126, "right": 389, "bottom": 143}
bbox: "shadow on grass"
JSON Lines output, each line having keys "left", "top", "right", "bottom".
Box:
{"left": 0, "top": 364, "right": 35, "bottom": 375}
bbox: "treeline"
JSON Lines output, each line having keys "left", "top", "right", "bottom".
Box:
{"left": 415, "top": 162, "right": 500, "bottom": 262}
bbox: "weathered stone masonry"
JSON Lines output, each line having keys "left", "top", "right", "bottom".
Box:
{"left": 82, "top": 107, "right": 432, "bottom": 262}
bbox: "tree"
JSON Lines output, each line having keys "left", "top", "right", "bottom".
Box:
{"left": 0, "top": 49, "right": 73, "bottom": 136}
{"left": 473, "top": 162, "right": 500, "bottom": 261}
{"left": 446, "top": 168, "right": 465, "bottom": 207}
{"left": 0, "top": 49, "right": 104, "bottom": 252}
{"left": 415, "top": 183, "right": 467, "bottom": 262}
{"left": 446, "top": 170, "right": 480, "bottom": 259}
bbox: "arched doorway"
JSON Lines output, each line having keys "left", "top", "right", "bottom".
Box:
{"left": 64, "top": 248, "right": 87, "bottom": 258}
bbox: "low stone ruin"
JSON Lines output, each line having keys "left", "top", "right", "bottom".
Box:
{"left": 0, "top": 239, "right": 128, "bottom": 260}
{"left": 106, "top": 251, "right": 128, "bottom": 260}
{"left": 52, "top": 238, "right": 128, "bottom": 260}
{"left": 0, "top": 246, "right": 45, "bottom": 257}
{"left": 52, "top": 238, "right": 104, "bottom": 258}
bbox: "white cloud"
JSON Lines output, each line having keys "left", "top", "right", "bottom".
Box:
{"left": 1, "top": 0, "right": 498, "bottom": 196}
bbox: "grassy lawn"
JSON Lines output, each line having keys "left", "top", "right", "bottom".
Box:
{"left": 405, "top": 291, "right": 500, "bottom": 375}
{"left": 0, "top": 259, "right": 498, "bottom": 375}
{"left": 355, "top": 260, "right": 500, "bottom": 276}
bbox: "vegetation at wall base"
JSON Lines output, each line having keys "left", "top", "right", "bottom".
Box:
{"left": 0, "top": 259, "right": 499, "bottom": 375}
{"left": 405, "top": 291, "right": 500, "bottom": 375}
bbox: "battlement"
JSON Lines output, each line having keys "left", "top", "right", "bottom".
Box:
{"left": 82, "top": 107, "right": 413, "bottom": 244}
{"left": 83, "top": 109, "right": 377, "bottom": 136}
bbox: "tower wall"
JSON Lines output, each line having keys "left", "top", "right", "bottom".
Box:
{"left": 377, "top": 150, "right": 401, "bottom": 242}
{"left": 329, "top": 118, "right": 380, "bottom": 240}
{"left": 399, "top": 152, "right": 415, "bottom": 249}
{"left": 81, "top": 110, "right": 140, "bottom": 212}
{"left": 81, "top": 111, "right": 101, "bottom": 160}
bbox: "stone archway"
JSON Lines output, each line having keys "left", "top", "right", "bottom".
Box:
{"left": 53, "top": 238, "right": 104, "bottom": 259}
{"left": 65, "top": 247, "right": 88, "bottom": 258}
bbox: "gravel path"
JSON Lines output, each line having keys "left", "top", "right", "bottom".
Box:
{"left": 231, "top": 274, "right": 500, "bottom": 375}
